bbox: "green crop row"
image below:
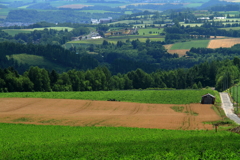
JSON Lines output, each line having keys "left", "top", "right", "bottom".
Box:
{"left": 0, "top": 123, "right": 239, "bottom": 159}
{"left": 0, "top": 89, "right": 219, "bottom": 104}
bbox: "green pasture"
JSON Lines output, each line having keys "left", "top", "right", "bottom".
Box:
{"left": 171, "top": 40, "right": 210, "bottom": 50}
{"left": 3, "top": 29, "right": 32, "bottom": 36}
{"left": 125, "top": 11, "right": 132, "bottom": 14}
{"left": 48, "top": 1, "right": 73, "bottom": 7}
{"left": 78, "top": 10, "right": 115, "bottom": 14}
{"left": 212, "top": 18, "right": 240, "bottom": 23}
{"left": 3, "top": 27, "right": 73, "bottom": 36}
{"left": 0, "top": 89, "right": 219, "bottom": 104}
{"left": 81, "top": 2, "right": 126, "bottom": 7}
{"left": 220, "top": 27, "right": 240, "bottom": 31}
{"left": 0, "top": 8, "right": 11, "bottom": 16}
{"left": 7, "top": 54, "right": 66, "bottom": 72}
{"left": 138, "top": 28, "right": 164, "bottom": 35}
{"left": 219, "top": 11, "right": 240, "bottom": 15}
{"left": 0, "top": 15, "right": 6, "bottom": 19}
{"left": 1, "top": 123, "right": 240, "bottom": 159}
{"left": 184, "top": 3, "right": 203, "bottom": 8}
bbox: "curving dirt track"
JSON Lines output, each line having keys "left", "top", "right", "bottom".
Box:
{"left": 0, "top": 98, "right": 221, "bottom": 130}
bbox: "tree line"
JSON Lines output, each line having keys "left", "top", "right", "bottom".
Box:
{"left": 1, "top": 57, "right": 240, "bottom": 92}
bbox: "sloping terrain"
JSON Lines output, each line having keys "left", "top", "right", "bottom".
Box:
{"left": 0, "top": 98, "right": 221, "bottom": 130}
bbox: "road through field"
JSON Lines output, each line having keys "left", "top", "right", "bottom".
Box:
{"left": 220, "top": 92, "right": 240, "bottom": 124}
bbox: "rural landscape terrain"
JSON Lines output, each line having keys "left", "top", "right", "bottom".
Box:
{"left": 1, "top": 0, "right": 240, "bottom": 159}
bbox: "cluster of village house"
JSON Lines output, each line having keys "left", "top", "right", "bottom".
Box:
{"left": 197, "top": 17, "right": 227, "bottom": 20}
{"left": 91, "top": 17, "right": 112, "bottom": 24}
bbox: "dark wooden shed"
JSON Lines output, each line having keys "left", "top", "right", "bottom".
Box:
{"left": 201, "top": 93, "right": 215, "bottom": 104}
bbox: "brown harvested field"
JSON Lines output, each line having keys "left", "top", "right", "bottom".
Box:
{"left": 208, "top": 38, "right": 240, "bottom": 48}
{"left": 0, "top": 98, "right": 221, "bottom": 130}
{"left": 58, "top": 4, "right": 92, "bottom": 9}
{"left": 167, "top": 49, "right": 189, "bottom": 57}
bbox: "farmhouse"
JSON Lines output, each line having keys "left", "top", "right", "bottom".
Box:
{"left": 99, "top": 17, "right": 112, "bottom": 23}
{"left": 91, "top": 36, "right": 102, "bottom": 39}
{"left": 214, "top": 17, "right": 226, "bottom": 19}
{"left": 201, "top": 93, "right": 215, "bottom": 104}
{"left": 197, "top": 17, "right": 210, "bottom": 20}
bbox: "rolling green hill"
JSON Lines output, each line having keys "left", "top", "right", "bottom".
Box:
{"left": 7, "top": 54, "right": 66, "bottom": 72}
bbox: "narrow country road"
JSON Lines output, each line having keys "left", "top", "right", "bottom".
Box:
{"left": 220, "top": 92, "right": 240, "bottom": 125}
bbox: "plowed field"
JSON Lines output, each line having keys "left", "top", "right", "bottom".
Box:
{"left": 208, "top": 38, "right": 240, "bottom": 48}
{"left": 0, "top": 98, "right": 221, "bottom": 130}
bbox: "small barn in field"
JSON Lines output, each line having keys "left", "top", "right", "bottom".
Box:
{"left": 201, "top": 93, "right": 215, "bottom": 104}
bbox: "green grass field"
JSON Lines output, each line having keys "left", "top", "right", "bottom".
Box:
{"left": 219, "top": 11, "right": 240, "bottom": 15}
{"left": 171, "top": 40, "right": 210, "bottom": 50}
{"left": 3, "top": 27, "right": 73, "bottom": 36}
{"left": 0, "top": 123, "right": 239, "bottom": 159}
{"left": 0, "top": 89, "right": 219, "bottom": 104}
{"left": 7, "top": 54, "right": 66, "bottom": 72}
{"left": 184, "top": 3, "right": 203, "bottom": 8}
{"left": 124, "top": 11, "right": 132, "bottom": 14}
{"left": 138, "top": 28, "right": 164, "bottom": 35}
{"left": 3, "top": 29, "right": 32, "bottom": 36}
{"left": 0, "top": 8, "right": 10, "bottom": 15}
{"left": 78, "top": 10, "right": 115, "bottom": 14}
{"left": 220, "top": 27, "right": 240, "bottom": 31}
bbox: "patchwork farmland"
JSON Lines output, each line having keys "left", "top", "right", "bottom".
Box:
{"left": 166, "top": 38, "right": 240, "bottom": 56}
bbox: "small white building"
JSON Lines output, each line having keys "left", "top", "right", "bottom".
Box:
{"left": 91, "top": 36, "right": 102, "bottom": 39}
{"left": 214, "top": 17, "right": 226, "bottom": 19}
{"left": 91, "top": 19, "right": 100, "bottom": 24}
{"left": 197, "top": 17, "right": 210, "bottom": 20}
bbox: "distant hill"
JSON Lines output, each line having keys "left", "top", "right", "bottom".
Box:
{"left": 7, "top": 53, "right": 67, "bottom": 72}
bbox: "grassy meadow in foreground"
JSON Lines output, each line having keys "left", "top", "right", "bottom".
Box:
{"left": 0, "top": 123, "right": 240, "bottom": 159}
{"left": 0, "top": 89, "right": 219, "bottom": 104}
